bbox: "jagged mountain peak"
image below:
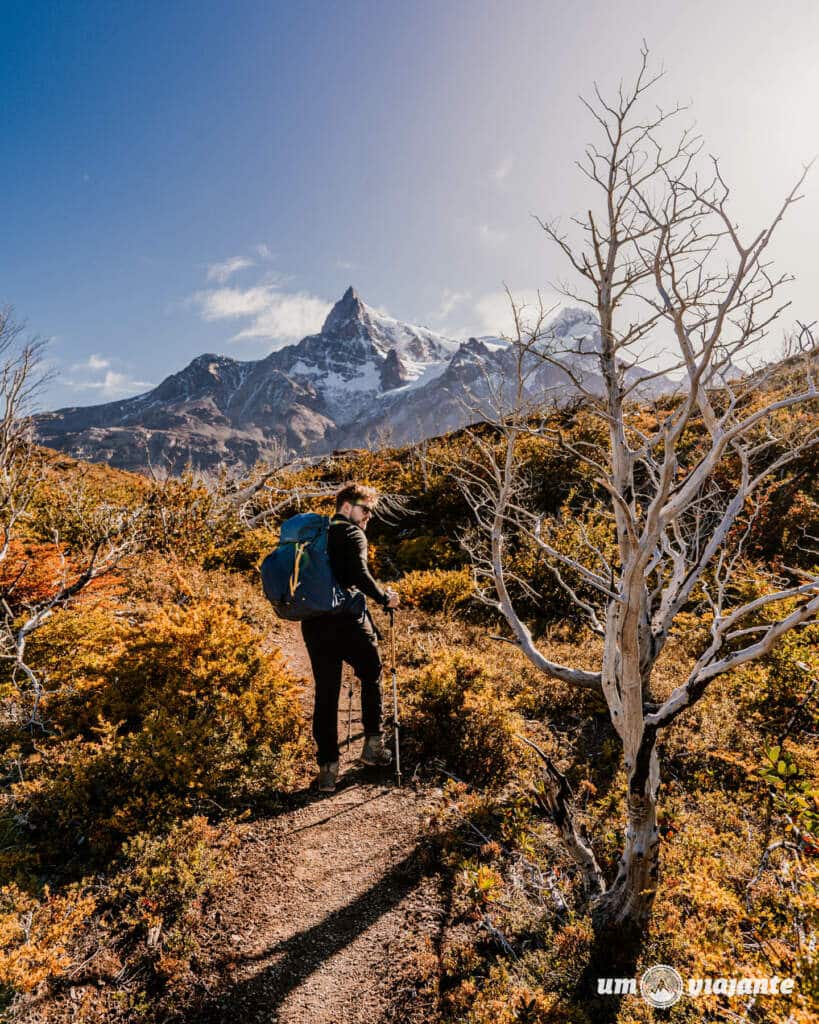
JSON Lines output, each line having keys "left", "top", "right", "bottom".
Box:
{"left": 312, "top": 287, "right": 458, "bottom": 369}
{"left": 463, "top": 336, "right": 491, "bottom": 353}
{"left": 321, "top": 286, "right": 370, "bottom": 333}
{"left": 37, "top": 291, "right": 677, "bottom": 475}
{"left": 547, "top": 305, "right": 599, "bottom": 337}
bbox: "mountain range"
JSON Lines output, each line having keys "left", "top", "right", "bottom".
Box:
{"left": 35, "top": 288, "right": 655, "bottom": 473}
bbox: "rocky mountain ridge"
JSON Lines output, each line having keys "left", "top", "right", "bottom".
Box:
{"left": 35, "top": 287, "right": 651, "bottom": 473}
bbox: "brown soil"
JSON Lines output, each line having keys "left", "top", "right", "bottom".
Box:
{"left": 193, "top": 620, "right": 446, "bottom": 1024}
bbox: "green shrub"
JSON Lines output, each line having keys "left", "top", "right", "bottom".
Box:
{"left": 109, "top": 815, "right": 240, "bottom": 994}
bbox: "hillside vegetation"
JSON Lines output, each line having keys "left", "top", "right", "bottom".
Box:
{"left": 0, "top": 372, "right": 817, "bottom": 1022}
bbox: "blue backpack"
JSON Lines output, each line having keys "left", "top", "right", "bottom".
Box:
{"left": 260, "top": 513, "right": 356, "bottom": 621}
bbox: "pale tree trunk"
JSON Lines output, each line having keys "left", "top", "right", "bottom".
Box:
{"left": 453, "top": 44, "right": 819, "bottom": 942}
{"left": 592, "top": 739, "right": 660, "bottom": 932}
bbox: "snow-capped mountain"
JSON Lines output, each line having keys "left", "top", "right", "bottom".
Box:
{"left": 35, "top": 288, "right": 663, "bottom": 473}
{"left": 270, "top": 287, "right": 459, "bottom": 420}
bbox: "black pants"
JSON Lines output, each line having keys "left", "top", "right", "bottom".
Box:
{"left": 301, "top": 612, "right": 383, "bottom": 766}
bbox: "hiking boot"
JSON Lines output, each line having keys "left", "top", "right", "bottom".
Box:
{"left": 317, "top": 761, "right": 339, "bottom": 793}
{"left": 360, "top": 733, "right": 393, "bottom": 767}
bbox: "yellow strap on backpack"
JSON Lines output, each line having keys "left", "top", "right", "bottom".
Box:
{"left": 289, "top": 541, "right": 307, "bottom": 597}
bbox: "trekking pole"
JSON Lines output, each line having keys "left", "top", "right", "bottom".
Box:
{"left": 389, "top": 608, "right": 402, "bottom": 788}
{"left": 346, "top": 673, "right": 354, "bottom": 753}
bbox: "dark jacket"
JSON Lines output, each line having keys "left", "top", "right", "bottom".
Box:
{"left": 328, "top": 513, "right": 390, "bottom": 611}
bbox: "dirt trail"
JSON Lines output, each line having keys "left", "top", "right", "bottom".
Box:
{"left": 196, "top": 621, "right": 443, "bottom": 1024}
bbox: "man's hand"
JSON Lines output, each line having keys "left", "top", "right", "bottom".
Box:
{"left": 385, "top": 589, "right": 400, "bottom": 609}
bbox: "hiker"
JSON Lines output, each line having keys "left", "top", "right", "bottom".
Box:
{"left": 301, "top": 483, "right": 400, "bottom": 793}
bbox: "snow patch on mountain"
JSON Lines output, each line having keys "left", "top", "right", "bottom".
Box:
{"left": 309, "top": 360, "right": 384, "bottom": 421}
{"left": 37, "top": 288, "right": 673, "bottom": 474}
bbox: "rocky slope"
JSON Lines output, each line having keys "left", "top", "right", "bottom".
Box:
{"left": 35, "top": 288, "right": 661, "bottom": 473}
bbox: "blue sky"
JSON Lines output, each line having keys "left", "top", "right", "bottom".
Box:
{"left": 3, "top": 0, "right": 818, "bottom": 410}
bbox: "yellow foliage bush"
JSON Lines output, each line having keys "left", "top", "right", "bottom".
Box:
{"left": 460, "top": 863, "right": 504, "bottom": 907}
{"left": 141, "top": 470, "right": 220, "bottom": 561}
{"left": 504, "top": 496, "right": 617, "bottom": 628}
{"left": 0, "top": 882, "right": 95, "bottom": 996}
{"left": 404, "top": 649, "right": 523, "bottom": 786}
{"left": 439, "top": 948, "right": 592, "bottom": 1024}
{"left": 0, "top": 818, "right": 241, "bottom": 1015}
{"left": 203, "top": 526, "right": 278, "bottom": 573}
{"left": 399, "top": 567, "right": 474, "bottom": 614}
{"left": 113, "top": 815, "right": 237, "bottom": 932}
{"left": 9, "top": 599, "right": 307, "bottom": 864}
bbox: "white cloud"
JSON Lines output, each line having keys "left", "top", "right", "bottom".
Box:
{"left": 69, "top": 353, "right": 112, "bottom": 374}
{"left": 257, "top": 268, "right": 293, "bottom": 288}
{"left": 433, "top": 289, "right": 471, "bottom": 320}
{"left": 195, "top": 286, "right": 276, "bottom": 320}
{"left": 492, "top": 158, "right": 514, "bottom": 183}
{"left": 65, "top": 358, "right": 151, "bottom": 398}
{"left": 474, "top": 291, "right": 518, "bottom": 336}
{"left": 477, "top": 223, "right": 508, "bottom": 246}
{"left": 232, "top": 292, "right": 332, "bottom": 343}
{"left": 86, "top": 370, "right": 152, "bottom": 396}
{"left": 206, "top": 256, "right": 255, "bottom": 284}
{"left": 192, "top": 283, "right": 332, "bottom": 346}
{"left": 87, "top": 353, "right": 110, "bottom": 370}
{"left": 65, "top": 353, "right": 151, "bottom": 397}
{"left": 464, "top": 289, "right": 564, "bottom": 339}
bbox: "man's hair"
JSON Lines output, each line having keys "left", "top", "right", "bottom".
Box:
{"left": 335, "top": 482, "right": 379, "bottom": 513}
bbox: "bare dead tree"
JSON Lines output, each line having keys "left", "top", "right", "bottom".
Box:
{"left": 452, "top": 46, "right": 819, "bottom": 934}
{"left": 0, "top": 313, "right": 149, "bottom": 726}
{"left": 0, "top": 487, "right": 147, "bottom": 726}
{"left": 198, "top": 444, "right": 413, "bottom": 532}
{"left": 365, "top": 418, "right": 396, "bottom": 453}
{"left": 226, "top": 451, "right": 339, "bottom": 529}
{"left": 0, "top": 308, "right": 49, "bottom": 568}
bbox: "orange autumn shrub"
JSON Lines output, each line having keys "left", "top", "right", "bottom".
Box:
{"left": 6, "top": 598, "right": 307, "bottom": 867}
{"left": 0, "top": 883, "right": 95, "bottom": 996}
{"left": 399, "top": 567, "right": 474, "bottom": 614}
{"left": 202, "top": 526, "right": 278, "bottom": 573}
{"left": 0, "top": 819, "right": 241, "bottom": 1016}
{"left": 106, "top": 815, "right": 242, "bottom": 1004}
{"left": 0, "top": 538, "right": 123, "bottom": 611}
{"left": 403, "top": 648, "right": 523, "bottom": 786}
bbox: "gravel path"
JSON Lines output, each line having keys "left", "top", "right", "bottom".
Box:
{"left": 195, "top": 621, "right": 443, "bottom": 1024}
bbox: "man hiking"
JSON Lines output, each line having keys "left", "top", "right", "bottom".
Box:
{"left": 301, "top": 483, "right": 400, "bottom": 793}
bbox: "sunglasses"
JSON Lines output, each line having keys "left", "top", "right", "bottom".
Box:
{"left": 354, "top": 503, "right": 375, "bottom": 516}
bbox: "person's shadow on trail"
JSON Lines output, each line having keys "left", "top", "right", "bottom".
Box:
{"left": 233, "top": 742, "right": 398, "bottom": 825}
{"left": 192, "top": 846, "right": 427, "bottom": 1023}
